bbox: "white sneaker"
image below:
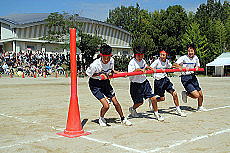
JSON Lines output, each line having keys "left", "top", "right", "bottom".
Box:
{"left": 176, "top": 109, "right": 187, "bottom": 117}
{"left": 154, "top": 113, "right": 164, "bottom": 121}
{"left": 181, "top": 91, "right": 187, "bottom": 103}
{"left": 129, "top": 107, "right": 139, "bottom": 117}
{"left": 196, "top": 106, "right": 208, "bottom": 112}
{"left": 148, "top": 99, "right": 153, "bottom": 111}
{"left": 122, "top": 118, "right": 132, "bottom": 126}
{"left": 98, "top": 117, "right": 107, "bottom": 126}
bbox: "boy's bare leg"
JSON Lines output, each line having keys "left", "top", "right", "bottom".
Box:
{"left": 187, "top": 90, "right": 200, "bottom": 99}
{"left": 170, "top": 91, "right": 179, "bottom": 106}
{"left": 99, "top": 98, "right": 110, "bottom": 117}
{"left": 111, "top": 96, "right": 124, "bottom": 117}
{"left": 157, "top": 97, "right": 165, "bottom": 102}
{"left": 133, "top": 102, "right": 143, "bottom": 109}
{"left": 198, "top": 90, "right": 203, "bottom": 107}
{"left": 150, "top": 97, "right": 158, "bottom": 112}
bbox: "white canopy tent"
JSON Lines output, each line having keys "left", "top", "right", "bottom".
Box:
{"left": 206, "top": 52, "right": 230, "bottom": 76}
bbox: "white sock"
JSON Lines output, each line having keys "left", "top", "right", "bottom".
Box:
{"left": 176, "top": 106, "right": 181, "bottom": 111}
{"left": 154, "top": 111, "right": 159, "bottom": 115}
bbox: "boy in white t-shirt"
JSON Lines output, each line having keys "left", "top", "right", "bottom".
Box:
{"left": 150, "top": 50, "right": 186, "bottom": 117}
{"left": 128, "top": 46, "right": 164, "bottom": 121}
{"left": 86, "top": 44, "right": 132, "bottom": 127}
{"left": 174, "top": 44, "right": 206, "bottom": 111}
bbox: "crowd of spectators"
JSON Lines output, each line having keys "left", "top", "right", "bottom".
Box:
{"left": 0, "top": 50, "right": 70, "bottom": 77}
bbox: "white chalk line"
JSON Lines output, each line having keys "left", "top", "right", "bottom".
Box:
{"left": 0, "top": 113, "right": 37, "bottom": 123}
{"left": 205, "top": 95, "right": 230, "bottom": 99}
{"left": 0, "top": 135, "right": 63, "bottom": 149}
{"left": 146, "top": 128, "right": 230, "bottom": 153}
{"left": 51, "top": 126, "right": 144, "bottom": 152}
{"left": 81, "top": 136, "right": 145, "bottom": 153}
{"left": 206, "top": 105, "right": 230, "bottom": 111}
{"left": 0, "top": 105, "right": 229, "bottom": 152}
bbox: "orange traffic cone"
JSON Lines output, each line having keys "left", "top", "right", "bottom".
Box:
{"left": 65, "top": 72, "right": 68, "bottom": 78}
{"left": 56, "top": 28, "right": 91, "bottom": 138}
{"left": 33, "top": 73, "right": 37, "bottom": 78}
{"left": 22, "top": 72, "right": 25, "bottom": 78}
{"left": 55, "top": 72, "right": 58, "bottom": 78}
{"left": 10, "top": 73, "right": 13, "bottom": 78}
{"left": 44, "top": 72, "right": 46, "bottom": 78}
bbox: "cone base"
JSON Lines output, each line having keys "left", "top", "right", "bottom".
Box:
{"left": 56, "top": 130, "right": 91, "bottom": 138}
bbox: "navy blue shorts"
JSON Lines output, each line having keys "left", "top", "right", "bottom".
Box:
{"left": 130, "top": 80, "right": 155, "bottom": 104}
{"left": 89, "top": 78, "right": 115, "bottom": 100}
{"left": 181, "top": 74, "right": 201, "bottom": 93}
{"left": 154, "top": 77, "right": 175, "bottom": 97}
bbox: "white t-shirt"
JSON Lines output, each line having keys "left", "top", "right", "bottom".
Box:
{"left": 86, "top": 57, "right": 114, "bottom": 79}
{"left": 175, "top": 55, "right": 200, "bottom": 75}
{"left": 128, "top": 58, "right": 147, "bottom": 83}
{"left": 150, "top": 58, "right": 172, "bottom": 80}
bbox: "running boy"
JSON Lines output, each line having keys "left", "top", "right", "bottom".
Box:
{"left": 128, "top": 45, "right": 164, "bottom": 121}
{"left": 149, "top": 50, "right": 186, "bottom": 117}
{"left": 173, "top": 43, "right": 206, "bottom": 111}
{"left": 86, "top": 44, "right": 132, "bottom": 126}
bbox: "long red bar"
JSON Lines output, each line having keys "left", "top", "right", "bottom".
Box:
{"left": 100, "top": 68, "right": 204, "bottom": 80}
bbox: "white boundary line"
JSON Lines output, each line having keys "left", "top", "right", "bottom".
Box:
{"left": 205, "top": 95, "right": 230, "bottom": 99}
{"left": 81, "top": 136, "right": 145, "bottom": 153}
{"left": 147, "top": 128, "right": 230, "bottom": 153}
{"left": 0, "top": 113, "right": 37, "bottom": 123}
{"left": 0, "top": 135, "right": 62, "bottom": 149}
{"left": 206, "top": 105, "right": 230, "bottom": 111}
{"left": 0, "top": 105, "right": 229, "bottom": 152}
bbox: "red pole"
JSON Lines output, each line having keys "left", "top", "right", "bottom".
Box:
{"left": 100, "top": 68, "right": 205, "bottom": 80}
{"left": 56, "top": 28, "right": 91, "bottom": 138}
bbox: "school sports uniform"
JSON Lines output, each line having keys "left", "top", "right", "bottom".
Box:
{"left": 175, "top": 55, "right": 201, "bottom": 93}
{"left": 128, "top": 58, "right": 155, "bottom": 104}
{"left": 150, "top": 58, "right": 175, "bottom": 97}
{"left": 86, "top": 57, "right": 115, "bottom": 100}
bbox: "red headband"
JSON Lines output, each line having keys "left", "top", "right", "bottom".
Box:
{"left": 160, "top": 50, "right": 167, "bottom": 55}
{"left": 100, "top": 53, "right": 112, "bottom": 56}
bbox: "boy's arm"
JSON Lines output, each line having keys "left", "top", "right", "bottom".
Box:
{"left": 149, "top": 60, "right": 158, "bottom": 71}
{"left": 195, "top": 57, "right": 200, "bottom": 70}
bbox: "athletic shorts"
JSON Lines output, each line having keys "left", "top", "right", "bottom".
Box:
{"left": 130, "top": 80, "right": 155, "bottom": 104}
{"left": 154, "top": 77, "right": 175, "bottom": 97}
{"left": 181, "top": 74, "right": 201, "bottom": 93}
{"left": 89, "top": 78, "right": 115, "bottom": 100}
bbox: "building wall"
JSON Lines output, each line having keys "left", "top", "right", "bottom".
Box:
{"left": 16, "top": 24, "right": 48, "bottom": 39}
{"left": 1, "top": 23, "right": 13, "bottom": 39}
{"left": 1, "top": 19, "right": 131, "bottom": 55}
{"left": 15, "top": 22, "right": 131, "bottom": 49}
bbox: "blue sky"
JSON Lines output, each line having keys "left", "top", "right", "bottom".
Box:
{"left": 0, "top": 0, "right": 225, "bottom": 21}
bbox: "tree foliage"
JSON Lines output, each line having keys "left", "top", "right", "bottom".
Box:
{"left": 43, "top": 12, "right": 105, "bottom": 70}
{"left": 107, "top": 1, "right": 229, "bottom": 66}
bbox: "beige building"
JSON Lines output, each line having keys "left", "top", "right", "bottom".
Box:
{"left": 0, "top": 13, "right": 132, "bottom": 55}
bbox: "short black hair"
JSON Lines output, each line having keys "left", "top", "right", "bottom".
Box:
{"left": 187, "top": 43, "right": 196, "bottom": 50}
{"left": 133, "top": 45, "right": 146, "bottom": 54}
{"left": 100, "top": 44, "right": 112, "bottom": 55}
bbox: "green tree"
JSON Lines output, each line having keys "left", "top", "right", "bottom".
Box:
{"left": 78, "top": 33, "right": 105, "bottom": 71}
{"left": 43, "top": 12, "right": 81, "bottom": 43}
{"left": 43, "top": 12, "right": 105, "bottom": 71}
{"left": 150, "top": 5, "right": 188, "bottom": 54}
{"left": 107, "top": 3, "right": 155, "bottom": 54}
{"left": 182, "top": 22, "right": 209, "bottom": 66}
{"left": 209, "top": 19, "right": 227, "bottom": 55}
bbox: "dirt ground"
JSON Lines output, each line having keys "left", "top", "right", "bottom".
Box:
{"left": 0, "top": 76, "right": 229, "bottom": 153}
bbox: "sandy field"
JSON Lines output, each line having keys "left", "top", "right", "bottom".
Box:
{"left": 0, "top": 76, "right": 229, "bottom": 153}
